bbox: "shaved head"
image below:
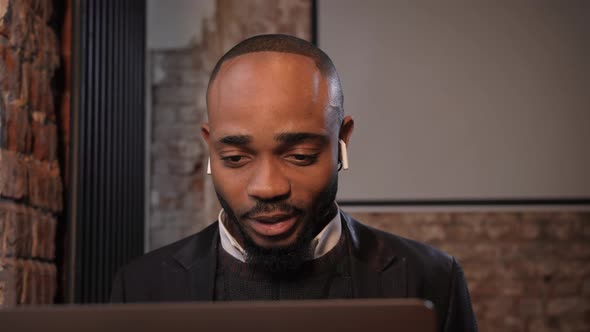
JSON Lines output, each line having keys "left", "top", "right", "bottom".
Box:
{"left": 207, "top": 34, "right": 344, "bottom": 125}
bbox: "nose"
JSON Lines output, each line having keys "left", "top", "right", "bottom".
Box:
{"left": 246, "top": 158, "right": 290, "bottom": 202}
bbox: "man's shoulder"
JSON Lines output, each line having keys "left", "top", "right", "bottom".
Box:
{"left": 347, "top": 214, "right": 455, "bottom": 276}
{"left": 346, "top": 215, "right": 477, "bottom": 331}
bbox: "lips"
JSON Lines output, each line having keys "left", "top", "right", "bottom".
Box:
{"left": 248, "top": 213, "right": 298, "bottom": 237}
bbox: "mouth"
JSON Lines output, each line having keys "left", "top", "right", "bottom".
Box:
{"left": 247, "top": 213, "right": 299, "bottom": 238}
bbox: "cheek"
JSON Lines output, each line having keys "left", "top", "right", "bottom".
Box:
{"left": 290, "top": 162, "right": 336, "bottom": 201}
{"left": 212, "top": 171, "right": 249, "bottom": 209}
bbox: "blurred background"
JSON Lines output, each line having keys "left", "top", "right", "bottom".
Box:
{"left": 0, "top": 1, "right": 588, "bottom": 331}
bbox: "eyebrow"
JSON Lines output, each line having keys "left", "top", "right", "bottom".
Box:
{"left": 274, "top": 132, "right": 329, "bottom": 145}
{"left": 218, "top": 135, "right": 252, "bottom": 146}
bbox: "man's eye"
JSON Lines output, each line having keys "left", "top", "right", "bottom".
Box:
{"left": 221, "top": 155, "right": 248, "bottom": 167}
{"left": 286, "top": 154, "right": 319, "bottom": 166}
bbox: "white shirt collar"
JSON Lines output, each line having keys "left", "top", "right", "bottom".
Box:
{"left": 218, "top": 204, "right": 342, "bottom": 263}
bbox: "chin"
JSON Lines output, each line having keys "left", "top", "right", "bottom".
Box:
{"left": 245, "top": 224, "right": 305, "bottom": 250}
{"left": 251, "top": 236, "right": 299, "bottom": 250}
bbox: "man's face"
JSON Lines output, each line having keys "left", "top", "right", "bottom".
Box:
{"left": 203, "top": 52, "right": 352, "bottom": 258}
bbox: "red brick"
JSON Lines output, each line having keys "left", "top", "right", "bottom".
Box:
{"left": 38, "top": 23, "right": 59, "bottom": 72}
{"left": 519, "top": 297, "right": 544, "bottom": 317}
{"left": 45, "top": 215, "right": 56, "bottom": 260}
{"left": 523, "top": 279, "right": 549, "bottom": 297}
{"left": 8, "top": 0, "right": 32, "bottom": 50}
{"left": 0, "top": 205, "right": 17, "bottom": 257}
{"left": 23, "top": 260, "right": 34, "bottom": 305}
{"left": 0, "top": 280, "right": 5, "bottom": 305}
{"left": 0, "top": 209, "right": 4, "bottom": 252}
{"left": 37, "top": 0, "right": 53, "bottom": 23}
{"left": 21, "top": 61, "right": 52, "bottom": 113}
{"left": 42, "top": 262, "right": 51, "bottom": 303}
{"left": 3, "top": 259, "right": 57, "bottom": 305}
{"left": 583, "top": 278, "right": 590, "bottom": 296}
{"left": 483, "top": 214, "right": 521, "bottom": 240}
{"left": 21, "top": 59, "right": 33, "bottom": 101}
{"left": 15, "top": 205, "right": 31, "bottom": 257}
{"left": 47, "top": 262, "right": 56, "bottom": 303}
{"left": 547, "top": 297, "right": 589, "bottom": 316}
{"left": 469, "top": 277, "right": 525, "bottom": 297}
{"left": 551, "top": 279, "right": 582, "bottom": 296}
{"left": 22, "top": 14, "right": 41, "bottom": 60}
{"left": 32, "top": 213, "right": 55, "bottom": 260}
{"left": 6, "top": 101, "right": 31, "bottom": 153}
{"left": 30, "top": 209, "right": 39, "bottom": 257}
{"left": 0, "top": 97, "right": 6, "bottom": 147}
{"left": 520, "top": 220, "right": 541, "bottom": 240}
{"left": 0, "top": 211, "right": 7, "bottom": 257}
{"left": 60, "top": 92, "right": 70, "bottom": 185}
{"left": 31, "top": 119, "right": 57, "bottom": 161}
{"left": 0, "top": 0, "right": 9, "bottom": 38}
{"left": 27, "top": 159, "right": 63, "bottom": 212}
{"left": 0, "top": 149, "right": 27, "bottom": 199}
{"left": 0, "top": 258, "right": 18, "bottom": 306}
{"left": 527, "top": 318, "right": 561, "bottom": 332}
{"left": 0, "top": 202, "right": 56, "bottom": 260}
{"left": 544, "top": 221, "right": 571, "bottom": 241}
{"left": 35, "top": 261, "right": 45, "bottom": 304}
{"left": 15, "top": 259, "right": 23, "bottom": 304}
{"left": 0, "top": 38, "right": 21, "bottom": 99}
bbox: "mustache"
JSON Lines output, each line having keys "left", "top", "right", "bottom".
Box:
{"left": 241, "top": 201, "right": 304, "bottom": 219}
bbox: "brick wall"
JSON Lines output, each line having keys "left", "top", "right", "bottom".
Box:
{"left": 349, "top": 210, "right": 590, "bottom": 332}
{"left": 149, "top": 0, "right": 311, "bottom": 249}
{"left": 0, "top": 0, "right": 63, "bottom": 306}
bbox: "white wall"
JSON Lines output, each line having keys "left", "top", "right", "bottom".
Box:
{"left": 147, "top": 0, "right": 215, "bottom": 50}
{"left": 319, "top": 0, "right": 590, "bottom": 201}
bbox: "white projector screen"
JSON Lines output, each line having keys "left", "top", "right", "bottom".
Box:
{"left": 319, "top": 0, "right": 590, "bottom": 203}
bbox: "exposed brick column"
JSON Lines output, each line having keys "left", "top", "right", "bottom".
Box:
{"left": 0, "top": 0, "right": 63, "bottom": 306}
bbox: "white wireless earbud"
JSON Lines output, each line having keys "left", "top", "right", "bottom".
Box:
{"left": 339, "top": 139, "right": 349, "bottom": 170}
{"left": 207, "top": 158, "right": 211, "bottom": 175}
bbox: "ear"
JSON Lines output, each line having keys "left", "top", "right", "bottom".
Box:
{"left": 201, "top": 123, "right": 211, "bottom": 146}
{"left": 201, "top": 123, "right": 212, "bottom": 174}
{"left": 338, "top": 116, "right": 354, "bottom": 171}
{"left": 339, "top": 115, "right": 354, "bottom": 144}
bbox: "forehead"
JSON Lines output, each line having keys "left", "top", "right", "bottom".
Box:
{"left": 207, "top": 52, "right": 334, "bottom": 139}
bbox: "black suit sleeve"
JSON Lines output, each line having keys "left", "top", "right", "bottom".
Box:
{"left": 442, "top": 258, "right": 478, "bottom": 332}
{"left": 110, "top": 267, "right": 126, "bottom": 303}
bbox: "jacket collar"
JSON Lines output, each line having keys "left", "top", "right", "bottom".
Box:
{"left": 341, "top": 211, "right": 398, "bottom": 272}
{"left": 172, "top": 222, "right": 219, "bottom": 301}
{"left": 341, "top": 211, "right": 407, "bottom": 298}
{"left": 169, "top": 210, "right": 407, "bottom": 300}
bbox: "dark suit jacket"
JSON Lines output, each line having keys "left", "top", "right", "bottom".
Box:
{"left": 111, "top": 212, "right": 478, "bottom": 332}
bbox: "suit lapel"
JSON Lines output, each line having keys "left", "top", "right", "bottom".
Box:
{"left": 170, "top": 222, "right": 219, "bottom": 301}
{"left": 342, "top": 212, "right": 408, "bottom": 298}
{"left": 163, "top": 214, "right": 408, "bottom": 301}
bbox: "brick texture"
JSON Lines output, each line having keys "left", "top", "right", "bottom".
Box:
{"left": 0, "top": 0, "right": 63, "bottom": 307}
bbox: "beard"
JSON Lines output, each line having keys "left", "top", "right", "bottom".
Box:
{"left": 217, "top": 174, "right": 338, "bottom": 276}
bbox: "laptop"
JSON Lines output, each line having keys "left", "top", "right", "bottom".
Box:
{"left": 0, "top": 298, "right": 436, "bottom": 332}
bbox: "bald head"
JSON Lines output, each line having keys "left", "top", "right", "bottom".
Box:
{"left": 206, "top": 34, "right": 344, "bottom": 124}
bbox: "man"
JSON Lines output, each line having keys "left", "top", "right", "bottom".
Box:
{"left": 111, "top": 34, "right": 477, "bottom": 331}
